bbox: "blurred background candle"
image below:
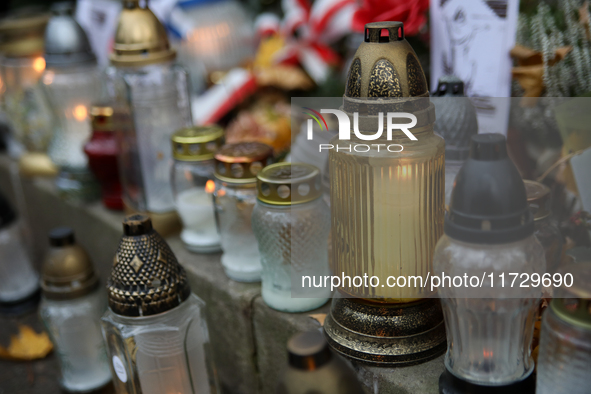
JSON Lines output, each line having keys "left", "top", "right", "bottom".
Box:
{"left": 0, "top": 10, "right": 56, "bottom": 175}
{"left": 431, "top": 76, "right": 478, "bottom": 207}
{"left": 0, "top": 189, "right": 39, "bottom": 312}
{"left": 42, "top": 3, "right": 101, "bottom": 202}
{"left": 171, "top": 125, "right": 224, "bottom": 253}
{"left": 276, "top": 330, "right": 364, "bottom": 394}
{"left": 108, "top": 0, "right": 192, "bottom": 226}
{"left": 524, "top": 180, "right": 563, "bottom": 274}
{"left": 84, "top": 105, "right": 124, "bottom": 210}
{"left": 39, "top": 227, "right": 111, "bottom": 393}
{"left": 170, "top": 0, "right": 255, "bottom": 94}
{"left": 536, "top": 262, "right": 591, "bottom": 394}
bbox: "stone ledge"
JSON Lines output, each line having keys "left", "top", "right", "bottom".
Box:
{"left": 0, "top": 154, "right": 444, "bottom": 394}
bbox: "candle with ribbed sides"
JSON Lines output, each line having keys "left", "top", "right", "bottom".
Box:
{"left": 330, "top": 131, "right": 444, "bottom": 301}
{"left": 323, "top": 21, "right": 447, "bottom": 366}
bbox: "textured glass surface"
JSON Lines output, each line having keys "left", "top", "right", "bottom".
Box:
{"left": 0, "top": 55, "right": 53, "bottom": 153}
{"left": 213, "top": 181, "right": 261, "bottom": 282}
{"left": 252, "top": 198, "right": 331, "bottom": 312}
{"left": 40, "top": 288, "right": 111, "bottom": 392}
{"left": 101, "top": 295, "right": 218, "bottom": 394}
{"left": 0, "top": 220, "right": 39, "bottom": 302}
{"left": 109, "top": 62, "right": 192, "bottom": 213}
{"left": 172, "top": 159, "right": 220, "bottom": 253}
{"left": 537, "top": 306, "right": 591, "bottom": 394}
{"left": 434, "top": 234, "right": 545, "bottom": 385}
{"left": 329, "top": 129, "right": 445, "bottom": 300}
{"left": 43, "top": 65, "right": 100, "bottom": 169}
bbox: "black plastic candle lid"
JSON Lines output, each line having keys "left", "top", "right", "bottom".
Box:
{"left": 444, "top": 134, "right": 534, "bottom": 244}
{"left": 49, "top": 227, "right": 75, "bottom": 247}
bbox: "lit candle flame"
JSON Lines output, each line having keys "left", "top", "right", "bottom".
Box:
{"left": 33, "top": 57, "right": 46, "bottom": 73}
{"left": 73, "top": 105, "right": 88, "bottom": 121}
{"left": 483, "top": 349, "right": 493, "bottom": 358}
{"left": 205, "top": 180, "right": 215, "bottom": 194}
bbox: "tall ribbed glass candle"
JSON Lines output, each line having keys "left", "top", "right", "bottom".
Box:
{"left": 329, "top": 129, "right": 445, "bottom": 301}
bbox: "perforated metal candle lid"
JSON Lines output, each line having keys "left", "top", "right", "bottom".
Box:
{"left": 214, "top": 142, "right": 274, "bottom": 183}
{"left": 256, "top": 163, "right": 322, "bottom": 206}
{"left": 107, "top": 214, "right": 191, "bottom": 317}
{"left": 110, "top": 0, "right": 176, "bottom": 67}
{"left": 171, "top": 126, "right": 224, "bottom": 161}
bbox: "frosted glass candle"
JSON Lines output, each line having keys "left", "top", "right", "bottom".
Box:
{"left": 101, "top": 295, "right": 217, "bottom": 394}
{"left": 214, "top": 182, "right": 262, "bottom": 282}
{"left": 40, "top": 288, "right": 111, "bottom": 392}
{"left": 176, "top": 187, "right": 220, "bottom": 252}
{"left": 0, "top": 220, "right": 39, "bottom": 303}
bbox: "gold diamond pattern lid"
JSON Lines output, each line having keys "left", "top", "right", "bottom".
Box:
{"left": 214, "top": 142, "right": 274, "bottom": 184}
{"left": 256, "top": 163, "right": 322, "bottom": 206}
{"left": 108, "top": 214, "right": 191, "bottom": 317}
{"left": 110, "top": 0, "right": 176, "bottom": 67}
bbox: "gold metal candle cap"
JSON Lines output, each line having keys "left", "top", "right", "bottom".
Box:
{"left": 41, "top": 227, "right": 99, "bottom": 300}
{"left": 0, "top": 11, "right": 49, "bottom": 57}
{"left": 90, "top": 105, "right": 115, "bottom": 132}
{"left": 551, "top": 262, "right": 591, "bottom": 331}
{"left": 214, "top": 142, "right": 274, "bottom": 184}
{"left": 108, "top": 214, "right": 191, "bottom": 317}
{"left": 256, "top": 163, "right": 322, "bottom": 206}
{"left": 110, "top": 0, "right": 176, "bottom": 67}
{"left": 171, "top": 125, "right": 224, "bottom": 161}
{"left": 345, "top": 22, "right": 428, "bottom": 99}
{"left": 524, "top": 180, "right": 551, "bottom": 221}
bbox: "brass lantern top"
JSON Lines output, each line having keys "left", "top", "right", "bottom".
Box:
{"left": 110, "top": 0, "right": 176, "bottom": 67}
{"left": 256, "top": 163, "right": 322, "bottom": 206}
{"left": 107, "top": 215, "right": 191, "bottom": 317}
{"left": 342, "top": 22, "right": 433, "bottom": 124}
{"left": 0, "top": 11, "right": 49, "bottom": 57}
{"left": 345, "top": 22, "right": 428, "bottom": 100}
{"left": 41, "top": 227, "right": 99, "bottom": 300}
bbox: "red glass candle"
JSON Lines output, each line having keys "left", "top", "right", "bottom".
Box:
{"left": 84, "top": 106, "right": 123, "bottom": 210}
